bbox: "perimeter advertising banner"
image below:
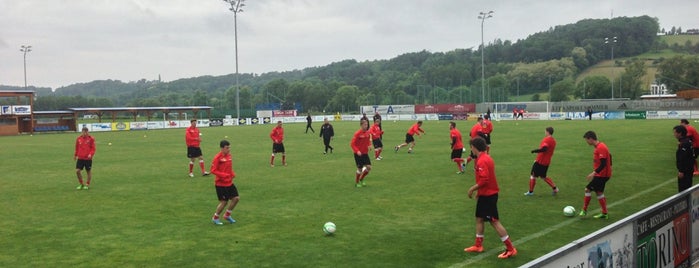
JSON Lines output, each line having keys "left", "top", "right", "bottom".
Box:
{"left": 692, "top": 190, "right": 699, "bottom": 263}
{"left": 539, "top": 224, "right": 635, "bottom": 268}
{"left": 360, "top": 105, "right": 415, "bottom": 115}
{"left": 414, "top": 104, "right": 475, "bottom": 114}
{"left": 635, "top": 196, "right": 691, "bottom": 268}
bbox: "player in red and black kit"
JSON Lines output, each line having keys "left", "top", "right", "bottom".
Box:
{"left": 370, "top": 118, "right": 384, "bottom": 160}
{"left": 395, "top": 120, "right": 425, "bottom": 153}
{"left": 210, "top": 140, "right": 240, "bottom": 225}
{"left": 482, "top": 117, "right": 493, "bottom": 153}
{"left": 464, "top": 137, "right": 517, "bottom": 259}
{"left": 464, "top": 117, "right": 487, "bottom": 166}
{"left": 186, "top": 119, "right": 210, "bottom": 177}
{"left": 351, "top": 119, "right": 372, "bottom": 187}
{"left": 579, "top": 131, "right": 612, "bottom": 219}
{"left": 74, "top": 127, "right": 96, "bottom": 190}
{"left": 524, "top": 127, "right": 559, "bottom": 196}
{"left": 449, "top": 121, "right": 466, "bottom": 174}
{"left": 679, "top": 119, "right": 699, "bottom": 175}
{"left": 270, "top": 120, "right": 286, "bottom": 167}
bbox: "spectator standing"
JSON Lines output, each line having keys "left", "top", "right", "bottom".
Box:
{"left": 674, "top": 125, "right": 694, "bottom": 192}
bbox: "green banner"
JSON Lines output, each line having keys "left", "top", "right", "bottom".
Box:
{"left": 624, "top": 111, "right": 647, "bottom": 119}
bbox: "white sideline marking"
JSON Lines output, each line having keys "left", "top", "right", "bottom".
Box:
{"left": 449, "top": 178, "right": 676, "bottom": 268}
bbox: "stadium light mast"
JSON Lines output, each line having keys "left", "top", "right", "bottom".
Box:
{"left": 20, "top": 45, "right": 32, "bottom": 89}
{"left": 223, "top": 0, "right": 245, "bottom": 120}
{"left": 478, "top": 11, "right": 493, "bottom": 104}
{"left": 605, "top": 36, "right": 617, "bottom": 99}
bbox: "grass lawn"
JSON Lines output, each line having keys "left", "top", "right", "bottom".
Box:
{"left": 0, "top": 118, "right": 688, "bottom": 267}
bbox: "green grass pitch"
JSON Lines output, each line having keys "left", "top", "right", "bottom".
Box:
{"left": 0, "top": 119, "right": 687, "bottom": 267}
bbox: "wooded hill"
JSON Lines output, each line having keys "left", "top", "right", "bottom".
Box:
{"left": 4, "top": 15, "right": 699, "bottom": 116}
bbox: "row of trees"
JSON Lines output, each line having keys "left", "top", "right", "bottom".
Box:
{"left": 11, "top": 16, "right": 697, "bottom": 116}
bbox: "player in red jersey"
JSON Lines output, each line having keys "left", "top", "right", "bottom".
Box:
{"left": 579, "top": 131, "right": 612, "bottom": 219}
{"left": 679, "top": 119, "right": 699, "bottom": 175}
{"left": 209, "top": 140, "right": 240, "bottom": 225}
{"left": 185, "top": 119, "right": 210, "bottom": 177}
{"left": 464, "top": 117, "right": 487, "bottom": 165}
{"left": 482, "top": 117, "right": 493, "bottom": 153}
{"left": 464, "top": 137, "right": 517, "bottom": 259}
{"left": 351, "top": 119, "right": 372, "bottom": 187}
{"left": 395, "top": 120, "right": 425, "bottom": 153}
{"left": 449, "top": 121, "right": 466, "bottom": 174}
{"left": 369, "top": 118, "right": 384, "bottom": 160}
{"left": 270, "top": 121, "right": 286, "bottom": 167}
{"left": 74, "top": 127, "right": 96, "bottom": 190}
{"left": 524, "top": 127, "right": 559, "bottom": 196}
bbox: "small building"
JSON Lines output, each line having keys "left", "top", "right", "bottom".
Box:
{"left": 640, "top": 83, "right": 677, "bottom": 99}
{"left": 0, "top": 90, "right": 35, "bottom": 135}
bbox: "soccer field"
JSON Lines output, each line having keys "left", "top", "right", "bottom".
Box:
{"left": 0, "top": 119, "right": 686, "bottom": 267}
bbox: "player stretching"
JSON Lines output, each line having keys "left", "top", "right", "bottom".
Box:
{"left": 449, "top": 122, "right": 466, "bottom": 174}
{"left": 370, "top": 118, "right": 384, "bottom": 160}
{"left": 464, "top": 137, "right": 517, "bottom": 259}
{"left": 395, "top": 120, "right": 425, "bottom": 153}
{"left": 524, "top": 127, "right": 559, "bottom": 196}
{"left": 351, "top": 119, "right": 372, "bottom": 187}
{"left": 579, "top": 131, "right": 612, "bottom": 219}
{"left": 270, "top": 121, "right": 286, "bottom": 167}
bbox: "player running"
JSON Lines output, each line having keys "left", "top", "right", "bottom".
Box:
{"left": 370, "top": 118, "right": 384, "bottom": 160}
{"left": 395, "top": 120, "right": 425, "bottom": 153}
{"left": 524, "top": 127, "right": 559, "bottom": 196}
{"left": 351, "top": 119, "right": 372, "bottom": 187}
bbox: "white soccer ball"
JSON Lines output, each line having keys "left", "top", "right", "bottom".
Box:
{"left": 323, "top": 222, "right": 336, "bottom": 235}
{"left": 563, "top": 206, "right": 576, "bottom": 217}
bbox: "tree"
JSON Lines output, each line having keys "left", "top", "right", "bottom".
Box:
{"left": 575, "top": 76, "right": 612, "bottom": 99}
{"left": 550, "top": 78, "right": 575, "bottom": 101}
{"left": 618, "top": 59, "right": 647, "bottom": 99}
{"left": 326, "top": 85, "right": 359, "bottom": 113}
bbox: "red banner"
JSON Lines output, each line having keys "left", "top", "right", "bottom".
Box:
{"left": 272, "top": 110, "right": 297, "bottom": 117}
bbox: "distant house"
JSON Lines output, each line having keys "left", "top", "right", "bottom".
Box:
{"left": 686, "top": 29, "right": 699, "bottom": 35}
{"left": 640, "top": 83, "right": 677, "bottom": 99}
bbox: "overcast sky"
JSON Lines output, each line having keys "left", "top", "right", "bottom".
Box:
{"left": 1, "top": 0, "right": 697, "bottom": 89}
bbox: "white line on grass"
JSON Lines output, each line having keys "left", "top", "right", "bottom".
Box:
{"left": 449, "top": 177, "right": 676, "bottom": 268}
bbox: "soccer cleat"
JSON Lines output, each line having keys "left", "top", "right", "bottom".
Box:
{"left": 83, "top": 185, "right": 89, "bottom": 190}
{"left": 355, "top": 183, "right": 363, "bottom": 188}
{"left": 552, "top": 187, "right": 559, "bottom": 196}
{"left": 394, "top": 146, "right": 399, "bottom": 152}
{"left": 579, "top": 210, "right": 587, "bottom": 217}
{"left": 361, "top": 180, "right": 367, "bottom": 186}
{"left": 76, "top": 184, "right": 84, "bottom": 190}
{"left": 225, "top": 216, "right": 236, "bottom": 224}
{"left": 189, "top": 173, "right": 194, "bottom": 178}
{"left": 270, "top": 164, "right": 274, "bottom": 168}
{"left": 376, "top": 157, "right": 381, "bottom": 161}
{"left": 377, "top": 156, "right": 383, "bottom": 160}
{"left": 497, "top": 248, "right": 518, "bottom": 259}
{"left": 212, "top": 218, "right": 223, "bottom": 225}
{"left": 523, "top": 191, "right": 534, "bottom": 196}
{"left": 202, "top": 172, "right": 210, "bottom": 176}
{"left": 407, "top": 149, "right": 413, "bottom": 154}
{"left": 464, "top": 245, "right": 483, "bottom": 253}
{"left": 323, "top": 151, "right": 327, "bottom": 154}
{"left": 456, "top": 171, "right": 464, "bottom": 174}
{"left": 593, "top": 213, "right": 608, "bottom": 219}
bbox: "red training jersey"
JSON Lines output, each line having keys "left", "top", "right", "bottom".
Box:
{"left": 685, "top": 124, "right": 699, "bottom": 149}
{"left": 592, "top": 142, "right": 612, "bottom": 178}
{"left": 482, "top": 120, "right": 493, "bottom": 134}
{"left": 407, "top": 123, "right": 424, "bottom": 136}
{"left": 270, "top": 126, "right": 284, "bottom": 144}
{"left": 450, "top": 128, "right": 464, "bottom": 150}
{"left": 211, "top": 151, "right": 235, "bottom": 187}
{"left": 75, "top": 135, "right": 96, "bottom": 160}
{"left": 185, "top": 126, "right": 201, "bottom": 147}
{"left": 469, "top": 122, "right": 483, "bottom": 139}
{"left": 369, "top": 123, "right": 383, "bottom": 141}
{"left": 535, "top": 135, "right": 556, "bottom": 166}
{"left": 350, "top": 129, "right": 371, "bottom": 155}
{"left": 473, "top": 152, "right": 499, "bottom": 197}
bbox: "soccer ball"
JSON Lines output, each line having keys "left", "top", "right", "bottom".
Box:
{"left": 323, "top": 222, "right": 336, "bottom": 235}
{"left": 563, "top": 206, "right": 576, "bottom": 217}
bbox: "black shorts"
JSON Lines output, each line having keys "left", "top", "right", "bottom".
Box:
{"left": 76, "top": 159, "right": 93, "bottom": 171}
{"left": 451, "top": 149, "right": 463, "bottom": 159}
{"left": 483, "top": 134, "right": 491, "bottom": 145}
{"left": 475, "top": 194, "right": 499, "bottom": 221}
{"left": 216, "top": 185, "right": 239, "bottom": 201}
{"left": 405, "top": 134, "right": 415, "bottom": 143}
{"left": 372, "top": 139, "right": 383, "bottom": 149}
{"left": 530, "top": 162, "right": 549, "bottom": 178}
{"left": 586, "top": 177, "right": 610, "bottom": 192}
{"left": 354, "top": 153, "right": 371, "bottom": 168}
{"left": 272, "top": 143, "right": 285, "bottom": 153}
{"left": 187, "top": 147, "right": 203, "bottom": 158}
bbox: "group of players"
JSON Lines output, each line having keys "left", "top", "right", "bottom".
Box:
{"left": 72, "top": 114, "right": 618, "bottom": 260}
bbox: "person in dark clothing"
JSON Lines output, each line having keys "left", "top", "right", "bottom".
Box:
{"left": 305, "top": 113, "right": 315, "bottom": 133}
{"left": 587, "top": 107, "right": 593, "bottom": 120}
{"left": 674, "top": 125, "right": 694, "bottom": 192}
{"left": 319, "top": 118, "right": 335, "bottom": 154}
{"left": 373, "top": 112, "right": 383, "bottom": 138}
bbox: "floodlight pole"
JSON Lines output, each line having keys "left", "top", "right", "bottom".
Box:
{"left": 20, "top": 45, "right": 32, "bottom": 89}
{"left": 478, "top": 11, "right": 493, "bottom": 104}
{"left": 605, "top": 36, "right": 617, "bottom": 99}
{"left": 223, "top": 0, "right": 245, "bottom": 120}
